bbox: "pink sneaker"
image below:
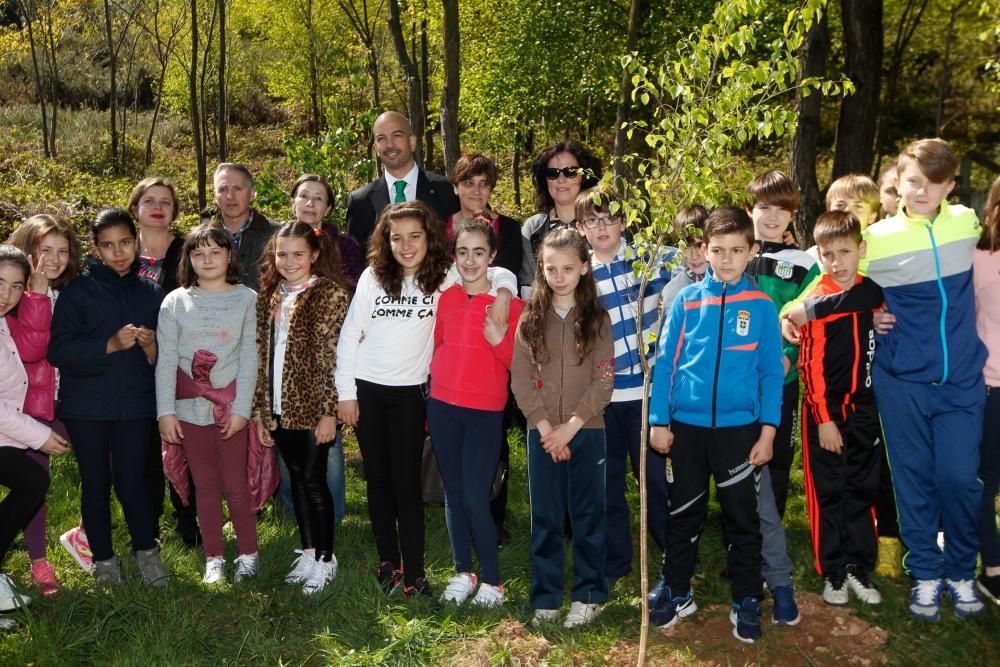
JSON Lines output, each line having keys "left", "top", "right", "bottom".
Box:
{"left": 30, "top": 560, "right": 60, "bottom": 597}
{"left": 60, "top": 527, "right": 94, "bottom": 573}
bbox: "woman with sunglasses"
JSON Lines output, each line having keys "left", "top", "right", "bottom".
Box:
{"left": 517, "top": 141, "right": 602, "bottom": 296}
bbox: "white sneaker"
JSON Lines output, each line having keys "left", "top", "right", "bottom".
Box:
{"left": 0, "top": 616, "right": 16, "bottom": 630}
{"left": 439, "top": 573, "right": 477, "bottom": 605}
{"left": 562, "top": 601, "right": 601, "bottom": 629}
{"left": 822, "top": 574, "right": 849, "bottom": 605}
{"left": 302, "top": 556, "right": 337, "bottom": 595}
{"left": 845, "top": 565, "right": 881, "bottom": 604}
{"left": 469, "top": 582, "right": 504, "bottom": 608}
{"left": 234, "top": 554, "right": 258, "bottom": 583}
{"left": 202, "top": 557, "right": 226, "bottom": 585}
{"left": 285, "top": 550, "right": 316, "bottom": 584}
{"left": 0, "top": 574, "right": 30, "bottom": 612}
{"left": 531, "top": 608, "right": 560, "bottom": 627}
{"left": 945, "top": 578, "right": 985, "bottom": 618}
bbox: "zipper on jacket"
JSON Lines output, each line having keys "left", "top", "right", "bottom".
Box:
{"left": 558, "top": 311, "right": 566, "bottom": 421}
{"left": 926, "top": 224, "right": 950, "bottom": 384}
{"left": 711, "top": 282, "right": 728, "bottom": 428}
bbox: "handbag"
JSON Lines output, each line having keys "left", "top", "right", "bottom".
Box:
{"left": 421, "top": 434, "right": 508, "bottom": 505}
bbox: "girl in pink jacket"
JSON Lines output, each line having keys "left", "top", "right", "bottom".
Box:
{"left": 0, "top": 244, "right": 69, "bottom": 620}
{"left": 6, "top": 215, "right": 81, "bottom": 595}
{"left": 428, "top": 218, "right": 523, "bottom": 608}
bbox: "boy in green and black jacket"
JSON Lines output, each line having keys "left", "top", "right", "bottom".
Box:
{"left": 746, "top": 170, "right": 820, "bottom": 518}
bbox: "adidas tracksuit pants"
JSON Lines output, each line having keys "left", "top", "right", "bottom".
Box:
{"left": 662, "top": 421, "right": 764, "bottom": 601}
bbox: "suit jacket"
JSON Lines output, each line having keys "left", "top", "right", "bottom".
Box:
{"left": 346, "top": 168, "right": 460, "bottom": 258}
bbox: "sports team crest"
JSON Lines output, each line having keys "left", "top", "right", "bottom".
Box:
{"left": 736, "top": 310, "right": 751, "bottom": 336}
{"left": 775, "top": 260, "right": 794, "bottom": 279}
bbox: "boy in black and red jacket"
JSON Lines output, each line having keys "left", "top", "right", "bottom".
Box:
{"left": 782, "top": 211, "right": 884, "bottom": 607}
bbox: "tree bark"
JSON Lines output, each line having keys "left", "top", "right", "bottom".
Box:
{"left": 21, "top": 2, "right": 51, "bottom": 158}
{"left": 832, "top": 0, "right": 883, "bottom": 179}
{"left": 42, "top": 2, "right": 59, "bottom": 156}
{"left": 440, "top": 0, "right": 460, "bottom": 175}
{"left": 189, "top": 0, "right": 206, "bottom": 208}
{"left": 102, "top": 0, "right": 119, "bottom": 171}
{"left": 218, "top": 0, "right": 228, "bottom": 159}
{"left": 419, "top": 6, "right": 433, "bottom": 168}
{"left": 387, "top": 0, "right": 424, "bottom": 166}
{"left": 790, "top": 10, "right": 830, "bottom": 248}
{"left": 613, "top": 0, "right": 649, "bottom": 180}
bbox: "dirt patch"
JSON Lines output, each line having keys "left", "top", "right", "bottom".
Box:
{"left": 648, "top": 591, "right": 888, "bottom": 666}
{"left": 449, "top": 619, "right": 552, "bottom": 666}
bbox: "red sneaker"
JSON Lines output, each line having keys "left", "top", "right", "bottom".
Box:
{"left": 60, "top": 526, "right": 94, "bottom": 573}
{"left": 30, "top": 560, "right": 60, "bottom": 597}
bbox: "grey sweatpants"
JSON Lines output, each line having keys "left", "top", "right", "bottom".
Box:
{"left": 758, "top": 464, "right": 793, "bottom": 588}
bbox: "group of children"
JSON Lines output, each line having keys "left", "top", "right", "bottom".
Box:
{"left": 0, "top": 136, "right": 998, "bottom": 645}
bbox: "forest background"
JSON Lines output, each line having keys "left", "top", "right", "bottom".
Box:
{"left": 0, "top": 0, "right": 998, "bottom": 665}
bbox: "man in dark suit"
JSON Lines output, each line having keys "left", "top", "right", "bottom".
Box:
{"left": 346, "top": 111, "right": 459, "bottom": 257}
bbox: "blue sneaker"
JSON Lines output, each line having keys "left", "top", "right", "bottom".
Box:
{"left": 649, "top": 580, "right": 697, "bottom": 629}
{"left": 909, "top": 578, "right": 943, "bottom": 621}
{"left": 771, "top": 585, "right": 801, "bottom": 625}
{"left": 729, "top": 597, "right": 762, "bottom": 643}
{"left": 944, "top": 578, "right": 985, "bottom": 618}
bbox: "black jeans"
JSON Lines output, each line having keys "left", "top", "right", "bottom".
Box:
{"left": 274, "top": 425, "right": 334, "bottom": 560}
{"left": 0, "top": 447, "right": 49, "bottom": 568}
{"left": 65, "top": 418, "right": 157, "bottom": 562}
{"left": 356, "top": 379, "right": 426, "bottom": 585}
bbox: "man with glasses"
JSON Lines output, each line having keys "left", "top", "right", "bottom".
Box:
{"left": 346, "top": 111, "right": 459, "bottom": 257}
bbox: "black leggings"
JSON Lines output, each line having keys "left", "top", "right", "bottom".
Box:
{"left": 0, "top": 447, "right": 49, "bottom": 568}
{"left": 274, "top": 426, "right": 334, "bottom": 560}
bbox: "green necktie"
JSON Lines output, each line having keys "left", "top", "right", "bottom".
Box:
{"left": 393, "top": 180, "right": 407, "bottom": 203}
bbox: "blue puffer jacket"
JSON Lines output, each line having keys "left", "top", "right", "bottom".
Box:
{"left": 49, "top": 257, "right": 164, "bottom": 421}
{"left": 649, "top": 269, "right": 784, "bottom": 429}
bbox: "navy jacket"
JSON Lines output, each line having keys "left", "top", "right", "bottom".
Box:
{"left": 49, "top": 257, "right": 164, "bottom": 420}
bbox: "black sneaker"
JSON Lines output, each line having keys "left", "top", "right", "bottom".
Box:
{"left": 977, "top": 572, "right": 1000, "bottom": 606}
{"left": 376, "top": 561, "right": 402, "bottom": 595}
{"left": 402, "top": 577, "right": 433, "bottom": 598}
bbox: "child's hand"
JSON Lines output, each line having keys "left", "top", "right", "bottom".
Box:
{"left": 337, "top": 400, "right": 359, "bottom": 427}
{"left": 27, "top": 254, "right": 49, "bottom": 294}
{"left": 550, "top": 444, "right": 572, "bottom": 463}
{"left": 785, "top": 302, "right": 808, "bottom": 329}
{"left": 650, "top": 426, "right": 673, "bottom": 454}
{"left": 159, "top": 415, "right": 184, "bottom": 444}
{"left": 747, "top": 436, "right": 774, "bottom": 466}
{"left": 107, "top": 324, "right": 138, "bottom": 353}
{"left": 874, "top": 307, "right": 896, "bottom": 334}
{"left": 782, "top": 355, "right": 792, "bottom": 376}
{"left": 782, "top": 229, "right": 798, "bottom": 247}
{"left": 817, "top": 421, "right": 844, "bottom": 455}
{"left": 535, "top": 419, "right": 554, "bottom": 438}
{"left": 220, "top": 414, "right": 248, "bottom": 440}
{"left": 781, "top": 317, "right": 802, "bottom": 344}
{"left": 315, "top": 415, "right": 337, "bottom": 444}
{"left": 134, "top": 326, "right": 156, "bottom": 349}
{"left": 255, "top": 419, "right": 274, "bottom": 447}
{"left": 39, "top": 431, "right": 69, "bottom": 455}
{"left": 482, "top": 317, "right": 508, "bottom": 346}
{"left": 488, "top": 290, "right": 512, "bottom": 327}
{"left": 540, "top": 418, "right": 582, "bottom": 453}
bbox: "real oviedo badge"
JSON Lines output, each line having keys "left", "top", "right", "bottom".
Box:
{"left": 736, "top": 310, "right": 751, "bottom": 336}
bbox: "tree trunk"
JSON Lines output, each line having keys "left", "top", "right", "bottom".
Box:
{"left": 512, "top": 129, "right": 522, "bottom": 210}
{"left": 42, "top": 2, "right": 59, "bottom": 156}
{"left": 218, "top": 0, "right": 228, "bottom": 160}
{"left": 613, "top": 0, "right": 649, "bottom": 180}
{"left": 440, "top": 0, "right": 460, "bottom": 175}
{"left": 872, "top": 0, "right": 927, "bottom": 175}
{"left": 420, "top": 7, "right": 433, "bottom": 168}
{"left": 190, "top": 0, "right": 206, "bottom": 208}
{"left": 21, "top": 3, "right": 51, "bottom": 158}
{"left": 790, "top": 10, "right": 830, "bottom": 248}
{"left": 935, "top": 2, "right": 967, "bottom": 136}
{"left": 387, "top": 0, "right": 425, "bottom": 166}
{"left": 832, "top": 0, "right": 883, "bottom": 179}
{"left": 102, "top": 0, "right": 119, "bottom": 171}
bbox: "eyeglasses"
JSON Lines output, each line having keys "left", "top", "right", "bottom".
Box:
{"left": 580, "top": 216, "right": 620, "bottom": 229}
{"left": 295, "top": 194, "right": 327, "bottom": 205}
{"left": 543, "top": 166, "right": 582, "bottom": 180}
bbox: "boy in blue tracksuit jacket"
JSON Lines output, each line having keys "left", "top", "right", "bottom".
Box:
{"left": 647, "top": 207, "right": 784, "bottom": 644}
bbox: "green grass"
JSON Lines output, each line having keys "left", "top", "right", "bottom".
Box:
{"left": 1, "top": 429, "right": 998, "bottom": 666}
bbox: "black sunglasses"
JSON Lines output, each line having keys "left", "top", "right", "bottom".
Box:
{"left": 543, "top": 166, "right": 582, "bottom": 180}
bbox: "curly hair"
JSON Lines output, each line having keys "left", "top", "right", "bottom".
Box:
{"left": 531, "top": 141, "right": 603, "bottom": 212}
{"left": 518, "top": 228, "right": 606, "bottom": 365}
{"left": 367, "top": 201, "right": 451, "bottom": 297}
{"left": 178, "top": 223, "right": 242, "bottom": 288}
{"left": 257, "top": 221, "right": 347, "bottom": 310}
{"left": 6, "top": 214, "right": 82, "bottom": 290}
